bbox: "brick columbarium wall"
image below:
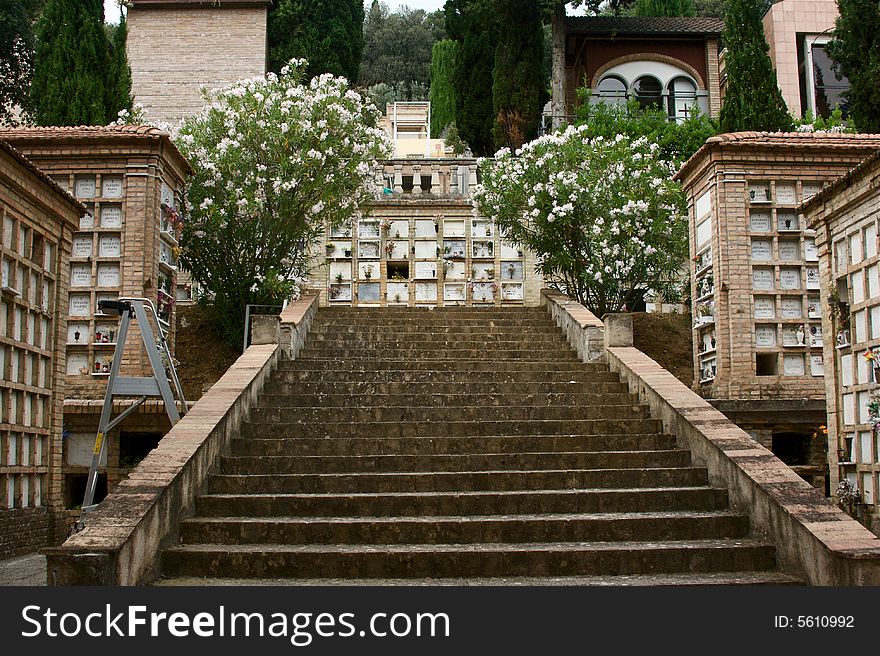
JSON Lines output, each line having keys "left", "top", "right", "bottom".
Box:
{"left": 803, "top": 151, "right": 880, "bottom": 535}
{"left": 127, "top": 0, "right": 271, "bottom": 125}
{"left": 675, "top": 132, "right": 880, "bottom": 493}
{"left": 314, "top": 160, "right": 543, "bottom": 308}
{"left": 0, "top": 141, "right": 83, "bottom": 557}
{"left": 0, "top": 126, "right": 191, "bottom": 528}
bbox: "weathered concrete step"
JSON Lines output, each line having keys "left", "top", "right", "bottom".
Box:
{"left": 268, "top": 381, "right": 631, "bottom": 396}
{"left": 221, "top": 449, "right": 693, "bottom": 473}
{"left": 274, "top": 368, "right": 619, "bottom": 382}
{"left": 248, "top": 404, "right": 649, "bottom": 424}
{"left": 257, "top": 392, "right": 638, "bottom": 408}
{"left": 279, "top": 358, "right": 606, "bottom": 372}
{"left": 296, "top": 348, "right": 582, "bottom": 361}
{"left": 230, "top": 434, "right": 679, "bottom": 457}
{"left": 207, "top": 467, "right": 709, "bottom": 494}
{"left": 232, "top": 434, "right": 676, "bottom": 456}
{"left": 195, "top": 487, "right": 729, "bottom": 517}
{"left": 162, "top": 539, "right": 777, "bottom": 579}
{"left": 178, "top": 511, "right": 750, "bottom": 546}
{"left": 242, "top": 418, "right": 664, "bottom": 438}
{"left": 154, "top": 571, "right": 803, "bottom": 586}
{"left": 319, "top": 307, "right": 548, "bottom": 315}
{"left": 308, "top": 335, "right": 570, "bottom": 347}
{"left": 313, "top": 318, "right": 557, "bottom": 327}
{"left": 312, "top": 326, "right": 565, "bottom": 336}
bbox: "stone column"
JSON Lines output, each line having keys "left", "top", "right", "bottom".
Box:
{"left": 393, "top": 164, "right": 403, "bottom": 195}
{"left": 412, "top": 164, "right": 422, "bottom": 196}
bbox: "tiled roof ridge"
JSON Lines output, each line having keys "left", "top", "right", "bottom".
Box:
{"left": 565, "top": 15, "right": 725, "bottom": 34}
{"left": 800, "top": 149, "right": 880, "bottom": 213}
{"left": 0, "top": 140, "right": 86, "bottom": 214}
{"left": 0, "top": 124, "right": 170, "bottom": 137}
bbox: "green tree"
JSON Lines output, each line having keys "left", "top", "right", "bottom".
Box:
{"left": 828, "top": 0, "right": 880, "bottom": 133}
{"left": 692, "top": 0, "right": 727, "bottom": 17}
{"left": 445, "top": 0, "right": 498, "bottom": 156}
{"left": 30, "top": 0, "right": 125, "bottom": 126}
{"left": 633, "top": 0, "right": 695, "bottom": 16}
{"left": 429, "top": 39, "right": 457, "bottom": 135}
{"left": 0, "top": 0, "right": 42, "bottom": 125}
{"left": 492, "top": 0, "right": 546, "bottom": 150}
{"left": 268, "top": 0, "right": 364, "bottom": 82}
{"left": 105, "top": 15, "right": 133, "bottom": 123}
{"left": 718, "top": 0, "right": 792, "bottom": 133}
{"left": 360, "top": 2, "right": 445, "bottom": 90}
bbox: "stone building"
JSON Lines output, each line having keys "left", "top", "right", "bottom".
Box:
{"left": 0, "top": 126, "right": 190, "bottom": 518}
{"left": 316, "top": 159, "right": 540, "bottom": 308}
{"left": 552, "top": 16, "right": 724, "bottom": 123}
{"left": 675, "top": 132, "right": 880, "bottom": 491}
{"left": 127, "top": 0, "right": 271, "bottom": 125}
{"left": 0, "top": 141, "right": 83, "bottom": 558}
{"left": 802, "top": 150, "right": 880, "bottom": 535}
{"left": 762, "top": 0, "right": 847, "bottom": 119}
{"left": 378, "top": 103, "right": 449, "bottom": 159}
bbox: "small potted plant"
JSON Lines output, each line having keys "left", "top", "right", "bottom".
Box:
{"left": 508, "top": 263, "right": 516, "bottom": 279}
{"left": 363, "top": 264, "right": 374, "bottom": 281}
{"left": 335, "top": 273, "right": 344, "bottom": 284}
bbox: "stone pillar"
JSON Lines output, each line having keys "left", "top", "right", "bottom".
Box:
{"left": 393, "top": 164, "right": 403, "bottom": 194}
{"left": 430, "top": 164, "right": 440, "bottom": 195}
{"left": 450, "top": 165, "right": 460, "bottom": 196}
{"left": 412, "top": 164, "right": 422, "bottom": 196}
{"left": 467, "top": 164, "right": 477, "bottom": 197}
{"left": 603, "top": 313, "right": 633, "bottom": 349}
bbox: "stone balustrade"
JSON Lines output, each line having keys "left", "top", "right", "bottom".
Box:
{"left": 379, "top": 158, "right": 478, "bottom": 199}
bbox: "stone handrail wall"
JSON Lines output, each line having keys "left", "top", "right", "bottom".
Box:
{"left": 43, "top": 293, "right": 321, "bottom": 585}
{"left": 380, "top": 158, "right": 478, "bottom": 198}
{"left": 541, "top": 289, "right": 605, "bottom": 362}
{"left": 542, "top": 294, "right": 880, "bottom": 585}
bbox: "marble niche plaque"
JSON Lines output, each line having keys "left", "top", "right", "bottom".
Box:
{"left": 811, "top": 354, "right": 825, "bottom": 376}
{"left": 805, "top": 267, "right": 820, "bottom": 289}
{"left": 784, "top": 354, "right": 805, "bottom": 376}
{"left": 778, "top": 212, "right": 799, "bottom": 231}
{"left": 97, "top": 264, "right": 120, "bottom": 287}
{"left": 161, "top": 183, "right": 174, "bottom": 208}
{"left": 804, "top": 238, "right": 819, "bottom": 261}
{"left": 803, "top": 183, "right": 823, "bottom": 201}
{"left": 501, "top": 282, "right": 524, "bottom": 301}
{"left": 69, "top": 294, "right": 90, "bottom": 316}
{"left": 99, "top": 235, "right": 121, "bottom": 258}
{"left": 70, "top": 264, "right": 91, "bottom": 287}
{"left": 414, "top": 282, "right": 437, "bottom": 302}
{"left": 414, "top": 262, "right": 438, "bottom": 279}
{"left": 755, "top": 325, "right": 776, "bottom": 348}
{"left": 754, "top": 297, "right": 775, "bottom": 319}
{"left": 444, "top": 283, "right": 466, "bottom": 301}
{"left": 778, "top": 240, "right": 799, "bottom": 260}
{"left": 74, "top": 176, "right": 96, "bottom": 198}
{"left": 779, "top": 268, "right": 801, "bottom": 289}
{"left": 79, "top": 212, "right": 94, "bottom": 231}
{"left": 751, "top": 240, "right": 772, "bottom": 260}
{"left": 750, "top": 211, "right": 771, "bottom": 232}
{"left": 102, "top": 177, "right": 123, "bottom": 198}
{"left": 752, "top": 268, "right": 774, "bottom": 290}
{"left": 810, "top": 325, "right": 823, "bottom": 348}
{"left": 72, "top": 236, "right": 92, "bottom": 258}
{"left": 781, "top": 297, "right": 802, "bottom": 319}
{"left": 808, "top": 297, "right": 821, "bottom": 319}
{"left": 775, "top": 184, "right": 796, "bottom": 205}
{"left": 100, "top": 205, "right": 122, "bottom": 228}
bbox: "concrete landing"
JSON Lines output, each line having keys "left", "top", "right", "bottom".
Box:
{"left": 0, "top": 553, "right": 46, "bottom": 586}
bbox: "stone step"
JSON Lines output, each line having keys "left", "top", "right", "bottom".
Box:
{"left": 242, "top": 418, "right": 664, "bottom": 438}
{"left": 247, "top": 404, "right": 650, "bottom": 424}
{"left": 229, "top": 434, "right": 680, "bottom": 457}
{"left": 220, "top": 449, "right": 693, "bottom": 473}
{"left": 154, "top": 571, "right": 803, "bottom": 586}
{"left": 257, "top": 392, "right": 638, "bottom": 408}
{"left": 305, "top": 339, "right": 570, "bottom": 351}
{"left": 194, "top": 487, "right": 730, "bottom": 517}
{"left": 207, "top": 467, "right": 709, "bottom": 494}
{"left": 319, "top": 307, "right": 548, "bottom": 315}
{"left": 296, "top": 348, "right": 582, "bottom": 361}
{"left": 313, "top": 317, "right": 557, "bottom": 327}
{"left": 266, "top": 381, "right": 631, "bottom": 396}
{"left": 311, "top": 326, "right": 565, "bottom": 337}
{"left": 308, "top": 333, "right": 570, "bottom": 344}
{"left": 178, "top": 511, "right": 750, "bottom": 546}
{"left": 278, "top": 358, "right": 606, "bottom": 372}
{"left": 162, "top": 539, "right": 777, "bottom": 579}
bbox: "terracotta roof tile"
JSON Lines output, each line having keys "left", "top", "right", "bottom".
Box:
{"left": 565, "top": 16, "right": 724, "bottom": 36}
{"left": 0, "top": 140, "right": 86, "bottom": 215}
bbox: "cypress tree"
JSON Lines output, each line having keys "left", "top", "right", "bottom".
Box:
{"left": 827, "top": 0, "right": 880, "bottom": 133}
{"left": 0, "top": 0, "right": 41, "bottom": 125}
{"left": 718, "top": 0, "right": 792, "bottom": 133}
{"left": 268, "top": 0, "right": 364, "bottom": 82}
{"left": 445, "top": 0, "right": 497, "bottom": 156}
{"left": 633, "top": 0, "right": 695, "bottom": 16}
{"left": 31, "top": 0, "right": 116, "bottom": 126}
{"left": 492, "top": 0, "right": 546, "bottom": 149}
{"left": 429, "top": 39, "right": 457, "bottom": 136}
{"left": 106, "top": 15, "right": 133, "bottom": 123}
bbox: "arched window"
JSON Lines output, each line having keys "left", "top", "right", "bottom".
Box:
{"left": 632, "top": 75, "right": 662, "bottom": 109}
{"left": 596, "top": 75, "right": 628, "bottom": 106}
{"left": 668, "top": 76, "right": 698, "bottom": 122}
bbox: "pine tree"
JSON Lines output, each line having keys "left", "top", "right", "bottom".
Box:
{"left": 718, "top": 0, "right": 792, "bottom": 133}
{"left": 633, "top": 0, "right": 695, "bottom": 16}
{"left": 268, "top": 0, "right": 364, "bottom": 82}
{"left": 445, "top": 0, "right": 498, "bottom": 156}
{"left": 827, "top": 0, "right": 880, "bottom": 133}
{"left": 429, "top": 39, "right": 457, "bottom": 135}
{"left": 106, "top": 15, "right": 133, "bottom": 123}
{"left": 31, "top": 0, "right": 117, "bottom": 126}
{"left": 492, "top": 0, "right": 546, "bottom": 149}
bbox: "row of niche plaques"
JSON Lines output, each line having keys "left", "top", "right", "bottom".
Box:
{"left": 71, "top": 233, "right": 121, "bottom": 260}
{"left": 753, "top": 295, "right": 822, "bottom": 320}
{"left": 52, "top": 174, "right": 125, "bottom": 201}
{"left": 755, "top": 323, "right": 824, "bottom": 349}
{"left": 326, "top": 259, "right": 525, "bottom": 282}
{"left": 748, "top": 181, "right": 823, "bottom": 206}
{"left": 752, "top": 266, "right": 820, "bottom": 291}
{"left": 749, "top": 209, "right": 806, "bottom": 233}
{"left": 751, "top": 238, "right": 818, "bottom": 262}
{"left": 327, "top": 281, "right": 522, "bottom": 304}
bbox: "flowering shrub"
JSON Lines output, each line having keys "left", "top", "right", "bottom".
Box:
{"left": 474, "top": 126, "right": 687, "bottom": 315}
{"left": 176, "top": 60, "right": 391, "bottom": 344}
{"left": 0, "top": 36, "right": 32, "bottom": 126}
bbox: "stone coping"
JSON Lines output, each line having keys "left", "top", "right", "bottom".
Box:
{"left": 44, "top": 344, "right": 280, "bottom": 585}
{"left": 542, "top": 295, "right": 880, "bottom": 584}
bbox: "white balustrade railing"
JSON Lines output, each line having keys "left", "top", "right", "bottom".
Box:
{"left": 380, "top": 159, "right": 478, "bottom": 199}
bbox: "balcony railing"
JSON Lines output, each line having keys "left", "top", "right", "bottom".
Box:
{"left": 379, "top": 158, "right": 478, "bottom": 199}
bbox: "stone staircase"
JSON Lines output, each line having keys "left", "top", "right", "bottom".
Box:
{"left": 158, "top": 307, "right": 798, "bottom": 585}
